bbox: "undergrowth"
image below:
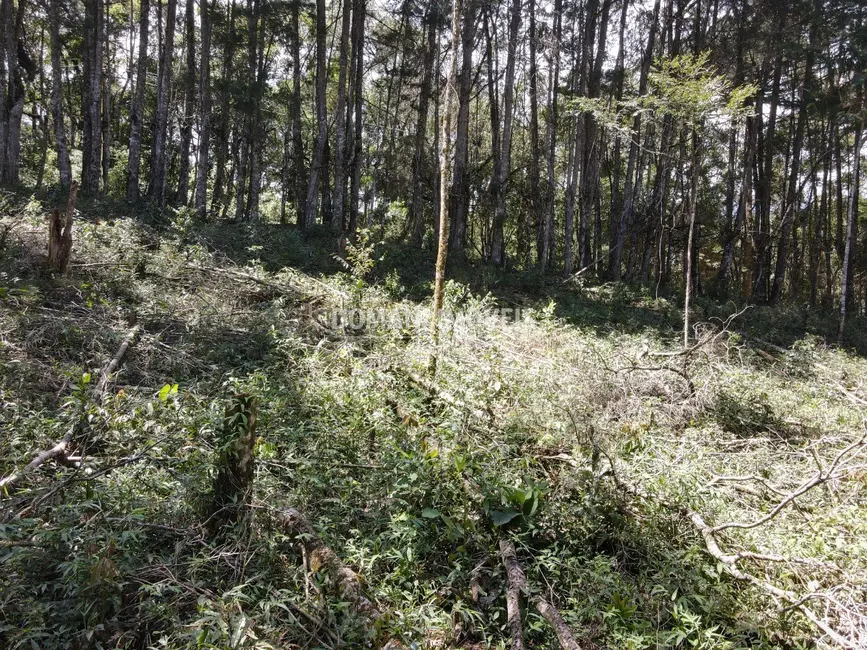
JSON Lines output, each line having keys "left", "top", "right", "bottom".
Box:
{"left": 1, "top": 191, "right": 865, "bottom": 649}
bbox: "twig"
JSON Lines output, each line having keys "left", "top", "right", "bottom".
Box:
{"left": 710, "top": 431, "right": 866, "bottom": 533}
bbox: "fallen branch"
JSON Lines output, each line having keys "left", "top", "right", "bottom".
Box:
{"left": 0, "top": 432, "right": 72, "bottom": 492}
{"left": 535, "top": 598, "right": 582, "bottom": 650}
{"left": 499, "top": 540, "right": 527, "bottom": 650}
{"left": 710, "top": 430, "right": 866, "bottom": 534}
{"left": 498, "top": 539, "right": 582, "bottom": 650}
{"left": 96, "top": 325, "right": 141, "bottom": 397}
{"left": 278, "top": 507, "right": 382, "bottom": 622}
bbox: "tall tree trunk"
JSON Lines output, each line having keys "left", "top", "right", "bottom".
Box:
{"left": 289, "top": 0, "right": 305, "bottom": 224}
{"left": 611, "top": 0, "right": 660, "bottom": 280}
{"left": 212, "top": 0, "right": 235, "bottom": 213}
{"left": 489, "top": 0, "right": 520, "bottom": 265}
{"left": 431, "top": 0, "right": 462, "bottom": 374}
{"left": 580, "top": 0, "right": 611, "bottom": 271}
{"left": 408, "top": 3, "right": 438, "bottom": 247}
{"left": 177, "top": 0, "right": 196, "bottom": 205}
{"left": 448, "top": 0, "right": 476, "bottom": 255}
{"left": 148, "top": 0, "right": 177, "bottom": 205}
{"left": 608, "top": 0, "right": 629, "bottom": 273}
{"left": 303, "top": 0, "right": 328, "bottom": 229}
{"left": 1, "top": 0, "right": 26, "bottom": 185}
{"left": 101, "top": 0, "right": 111, "bottom": 192}
{"left": 127, "top": 0, "right": 149, "bottom": 200}
{"left": 684, "top": 128, "right": 700, "bottom": 348}
{"left": 49, "top": 0, "right": 72, "bottom": 187}
{"left": 526, "top": 0, "right": 540, "bottom": 268}
{"left": 331, "top": 0, "right": 352, "bottom": 233}
{"left": 838, "top": 122, "right": 861, "bottom": 343}
{"left": 195, "top": 0, "right": 211, "bottom": 216}
{"left": 539, "top": 0, "right": 562, "bottom": 272}
{"left": 81, "top": 0, "right": 103, "bottom": 194}
{"left": 347, "top": 0, "right": 365, "bottom": 235}
{"left": 0, "top": 0, "right": 8, "bottom": 184}
{"left": 752, "top": 54, "right": 782, "bottom": 301}
{"left": 771, "top": 15, "right": 815, "bottom": 304}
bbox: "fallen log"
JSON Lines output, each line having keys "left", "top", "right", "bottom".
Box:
{"left": 498, "top": 540, "right": 527, "bottom": 650}
{"left": 278, "top": 507, "right": 382, "bottom": 623}
{"left": 535, "top": 598, "right": 582, "bottom": 650}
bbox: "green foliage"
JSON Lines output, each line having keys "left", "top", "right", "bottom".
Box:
{"left": 0, "top": 203, "right": 864, "bottom": 649}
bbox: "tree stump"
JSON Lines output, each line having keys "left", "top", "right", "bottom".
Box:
{"left": 210, "top": 393, "right": 258, "bottom": 526}
{"left": 47, "top": 180, "right": 78, "bottom": 273}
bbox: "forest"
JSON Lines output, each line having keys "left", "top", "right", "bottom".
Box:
{"left": 1, "top": 0, "right": 866, "bottom": 647}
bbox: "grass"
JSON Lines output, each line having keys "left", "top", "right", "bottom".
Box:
{"left": 0, "top": 188, "right": 865, "bottom": 649}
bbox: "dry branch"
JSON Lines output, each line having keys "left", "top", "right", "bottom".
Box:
{"left": 96, "top": 325, "right": 141, "bottom": 397}
{"left": 0, "top": 432, "right": 72, "bottom": 492}
{"left": 499, "top": 540, "right": 527, "bottom": 650}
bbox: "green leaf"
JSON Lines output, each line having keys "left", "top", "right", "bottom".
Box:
{"left": 158, "top": 384, "right": 172, "bottom": 402}
{"left": 421, "top": 508, "right": 440, "bottom": 519}
{"left": 491, "top": 510, "right": 521, "bottom": 526}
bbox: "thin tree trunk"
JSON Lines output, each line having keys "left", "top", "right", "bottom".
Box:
{"left": 148, "top": 0, "right": 177, "bottom": 205}
{"left": 839, "top": 122, "right": 861, "bottom": 343}
{"left": 212, "top": 0, "right": 235, "bottom": 213}
{"left": 347, "top": 0, "right": 365, "bottom": 235}
{"left": 195, "top": 0, "right": 211, "bottom": 216}
{"left": 331, "top": 0, "right": 352, "bottom": 233}
{"left": 448, "top": 0, "right": 476, "bottom": 255}
{"left": 303, "top": 0, "right": 328, "bottom": 229}
{"left": 177, "top": 0, "right": 196, "bottom": 205}
{"left": 101, "top": 0, "right": 111, "bottom": 192}
{"left": 540, "top": 0, "right": 562, "bottom": 272}
{"left": 127, "top": 0, "right": 149, "bottom": 200}
{"left": 611, "top": 0, "right": 660, "bottom": 280}
{"left": 1, "top": 0, "right": 26, "bottom": 185}
{"left": 431, "top": 0, "right": 462, "bottom": 375}
{"left": 771, "top": 15, "right": 815, "bottom": 304}
{"left": 527, "top": 0, "right": 540, "bottom": 267}
{"left": 684, "top": 128, "right": 700, "bottom": 348}
{"left": 49, "top": 0, "right": 72, "bottom": 187}
{"left": 408, "top": 3, "right": 438, "bottom": 247}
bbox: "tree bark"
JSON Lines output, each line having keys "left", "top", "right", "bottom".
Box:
{"left": 488, "top": 0, "right": 520, "bottom": 266}
{"left": 347, "top": 0, "right": 365, "bottom": 236}
{"left": 526, "top": 0, "right": 540, "bottom": 268}
{"left": 447, "top": 0, "right": 476, "bottom": 255}
{"left": 611, "top": 0, "right": 660, "bottom": 280}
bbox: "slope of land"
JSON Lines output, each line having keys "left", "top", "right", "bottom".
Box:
{"left": 1, "top": 192, "right": 865, "bottom": 649}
